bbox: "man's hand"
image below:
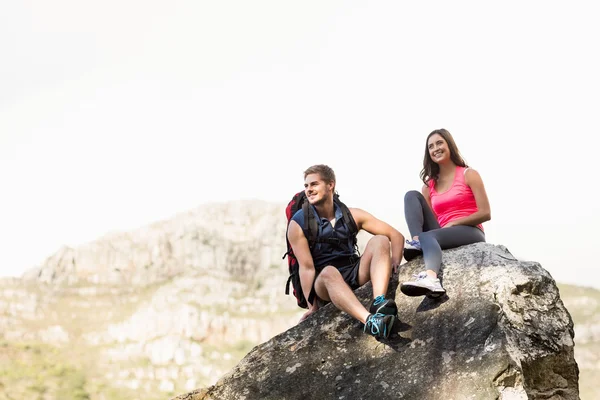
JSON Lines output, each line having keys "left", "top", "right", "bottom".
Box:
{"left": 299, "top": 300, "right": 320, "bottom": 323}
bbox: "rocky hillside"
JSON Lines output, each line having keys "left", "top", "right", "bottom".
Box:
{"left": 0, "top": 200, "right": 305, "bottom": 400}
{"left": 21, "top": 200, "right": 288, "bottom": 287}
{"left": 0, "top": 200, "right": 598, "bottom": 399}
{"left": 558, "top": 283, "right": 600, "bottom": 399}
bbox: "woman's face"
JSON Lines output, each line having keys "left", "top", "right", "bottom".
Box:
{"left": 427, "top": 133, "right": 450, "bottom": 164}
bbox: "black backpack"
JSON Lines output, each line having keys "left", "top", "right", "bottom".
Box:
{"left": 282, "top": 191, "right": 358, "bottom": 308}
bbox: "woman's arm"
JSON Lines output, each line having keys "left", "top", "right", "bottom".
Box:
{"left": 445, "top": 168, "right": 491, "bottom": 227}
{"left": 421, "top": 184, "right": 436, "bottom": 217}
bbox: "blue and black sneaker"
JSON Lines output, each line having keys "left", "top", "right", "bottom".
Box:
{"left": 364, "top": 313, "right": 395, "bottom": 339}
{"left": 368, "top": 295, "right": 397, "bottom": 317}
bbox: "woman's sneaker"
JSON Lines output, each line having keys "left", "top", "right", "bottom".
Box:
{"left": 363, "top": 313, "right": 395, "bottom": 339}
{"left": 406, "top": 239, "right": 422, "bottom": 249}
{"left": 368, "top": 295, "right": 397, "bottom": 317}
{"left": 400, "top": 271, "right": 446, "bottom": 298}
{"left": 403, "top": 239, "right": 423, "bottom": 262}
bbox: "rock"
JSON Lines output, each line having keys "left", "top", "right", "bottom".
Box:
{"left": 172, "top": 243, "right": 579, "bottom": 400}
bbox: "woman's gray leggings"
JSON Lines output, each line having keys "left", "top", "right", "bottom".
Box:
{"left": 404, "top": 190, "right": 485, "bottom": 274}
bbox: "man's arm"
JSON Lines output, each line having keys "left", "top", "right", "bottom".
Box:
{"left": 350, "top": 208, "right": 405, "bottom": 272}
{"left": 287, "top": 220, "right": 319, "bottom": 320}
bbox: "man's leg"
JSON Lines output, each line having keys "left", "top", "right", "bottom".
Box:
{"left": 356, "top": 235, "right": 392, "bottom": 297}
{"left": 313, "top": 266, "right": 370, "bottom": 323}
{"left": 314, "top": 264, "right": 395, "bottom": 339}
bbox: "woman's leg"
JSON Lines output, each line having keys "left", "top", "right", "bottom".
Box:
{"left": 401, "top": 225, "right": 485, "bottom": 297}
{"left": 403, "top": 190, "right": 440, "bottom": 261}
{"left": 404, "top": 190, "right": 440, "bottom": 239}
{"left": 419, "top": 226, "right": 486, "bottom": 275}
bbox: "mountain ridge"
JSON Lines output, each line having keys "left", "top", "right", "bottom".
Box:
{"left": 1, "top": 199, "right": 598, "bottom": 399}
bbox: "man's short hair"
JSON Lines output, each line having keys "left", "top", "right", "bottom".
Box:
{"left": 304, "top": 164, "right": 336, "bottom": 184}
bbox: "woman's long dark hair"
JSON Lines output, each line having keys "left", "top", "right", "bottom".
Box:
{"left": 419, "top": 129, "right": 468, "bottom": 185}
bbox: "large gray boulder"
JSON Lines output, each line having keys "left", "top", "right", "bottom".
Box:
{"left": 173, "top": 243, "right": 579, "bottom": 400}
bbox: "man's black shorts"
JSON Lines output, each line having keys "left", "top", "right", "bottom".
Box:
{"left": 329, "top": 256, "right": 361, "bottom": 290}
{"left": 314, "top": 256, "right": 361, "bottom": 306}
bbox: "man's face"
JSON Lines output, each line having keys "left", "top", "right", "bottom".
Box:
{"left": 304, "top": 173, "right": 334, "bottom": 206}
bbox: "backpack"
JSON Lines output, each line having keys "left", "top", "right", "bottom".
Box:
{"left": 282, "top": 191, "right": 359, "bottom": 309}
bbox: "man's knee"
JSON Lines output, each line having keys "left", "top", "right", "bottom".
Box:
{"left": 317, "top": 266, "right": 342, "bottom": 284}
{"left": 404, "top": 190, "right": 422, "bottom": 203}
{"left": 367, "top": 235, "right": 390, "bottom": 252}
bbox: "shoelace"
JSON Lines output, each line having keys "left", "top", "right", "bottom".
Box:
{"left": 412, "top": 272, "right": 428, "bottom": 280}
{"left": 372, "top": 295, "right": 385, "bottom": 306}
{"left": 365, "top": 313, "right": 386, "bottom": 336}
{"left": 406, "top": 239, "right": 422, "bottom": 249}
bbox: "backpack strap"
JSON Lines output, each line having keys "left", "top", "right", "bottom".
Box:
{"left": 282, "top": 191, "right": 308, "bottom": 260}
{"left": 333, "top": 193, "right": 359, "bottom": 254}
{"left": 300, "top": 194, "right": 360, "bottom": 251}
{"left": 342, "top": 204, "right": 358, "bottom": 252}
{"left": 303, "top": 199, "right": 350, "bottom": 247}
{"left": 302, "top": 200, "right": 319, "bottom": 247}
{"left": 339, "top": 203, "right": 357, "bottom": 236}
{"left": 333, "top": 193, "right": 356, "bottom": 230}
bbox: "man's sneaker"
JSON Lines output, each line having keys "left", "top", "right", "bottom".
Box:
{"left": 400, "top": 271, "right": 446, "bottom": 298}
{"left": 363, "top": 313, "right": 395, "bottom": 339}
{"left": 368, "top": 295, "right": 397, "bottom": 317}
{"left": 403, "top": 239, "right": 423, "bottom": 262}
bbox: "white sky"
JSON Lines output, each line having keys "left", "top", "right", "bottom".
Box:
{"left": 1, "top": 1, "right": 599, "bottom": 289}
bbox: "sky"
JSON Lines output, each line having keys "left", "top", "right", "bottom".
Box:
{"left": 1, "top": 1, "right": 599, "bottom": 289}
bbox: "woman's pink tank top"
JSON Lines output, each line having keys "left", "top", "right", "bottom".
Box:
{"left": 428, "top": 166, "right": 483, "bottom": 231}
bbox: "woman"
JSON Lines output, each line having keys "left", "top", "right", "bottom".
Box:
{"left": 401, "top": 128, "right": 491, "bottom": 298}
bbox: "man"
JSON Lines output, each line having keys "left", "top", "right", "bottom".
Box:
{"left": 287, "top": 164, "right": 405, "bottom": 339}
